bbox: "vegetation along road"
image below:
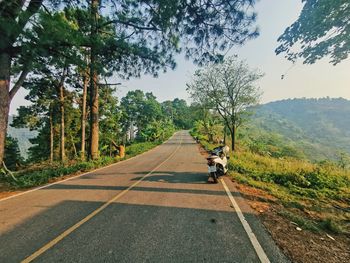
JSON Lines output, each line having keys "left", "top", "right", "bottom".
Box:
{"left": 0, "top": 131, "right": 288, "bottom": 263}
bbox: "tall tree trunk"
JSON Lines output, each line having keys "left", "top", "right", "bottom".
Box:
{"left": 70, "top": 133, "right": 77, "bottom": 158}
{"left": 231, "top": 125, "right": 236, "bottom": 152}
{"left": 223, "top": 124, "right": 227, "bottom": 145}
{"left": 59, "top": 83, "right": 65, "bottom": 162}
{"left": 89, "top": 0, "right": 99, "bottom": 160}
{"left": 0, "top": 53, "right": 11, "bottom": 166}
{"left": 81, "top": 69, "right": 88, "bottom": 161}
{"left": 49, "top": 107, "right": 54, "bottom": 164}
{"left": 89, "top": 69, "right": 99, "bottom": 159}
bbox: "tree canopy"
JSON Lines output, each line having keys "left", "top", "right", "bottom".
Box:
{"left": 0, "top": 0, "right": 260, "bottom": 164}
{"left": 276, "top": 0, "right": 350, "bottom": 65}
{"left": 187, "top": 56, "right": 263, "bottom": 150}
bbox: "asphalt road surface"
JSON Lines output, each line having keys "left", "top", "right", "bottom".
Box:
{"left": 0, "top": 131, "right": 289, "bottom": 263}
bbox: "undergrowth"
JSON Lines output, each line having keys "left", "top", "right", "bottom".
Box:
{"left": 1, "top": 140, "right": 164, "bottom": 189}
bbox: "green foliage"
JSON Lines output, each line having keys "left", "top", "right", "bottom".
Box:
{"left": 99, "top": 86, "right": 122, "bottom": 156}
{"left": 0, "top": 0, "right": 261, "bottom": 167}
{"left": 192, "top": 119, "right": 223, "bottom": 144}
{"left": 240, "top": 127, "right": 306, "bottom": 159}
{"left": 187, "top": 56, "right": 263, "bottom": 150}
{"left": 27, "top": 123, "right": 53, "bottom": 163}
{"left": 161, "top": 99, "right": 195, "bottom": 129}
{"left": 125, "top": 141, "right": 161, "bottom": 158}
{"left": 319, "top": 218, "right": 344, "bottom": 234}
{"left": 4, "top": 140, "right": 163, "bottom": 188}
{"left": 276, "top": 0, "right": 350, "bottom": 65}
{"left": 4, "top": 136, "right": 23, "bottom": 170}
{"left": 120, "top": 90, "right": 165, "bottom": 139}
{"left": 139, "top": 120, "right": 175, "bottom": 142}
{"left": 337, "top": 152, "right": 350, "bottom": 170}
{"left": 229, "top": 150, "right": 350, "bottom": 200}
{"left": 7, "top": 116, "right": 36, "bottom": 160}
{"left": 5, "top": 157, "right": 114, "bottom": 188}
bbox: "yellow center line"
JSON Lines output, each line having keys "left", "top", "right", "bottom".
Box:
{"left": 22, "top": 135, "right": 183, "bottom": 263}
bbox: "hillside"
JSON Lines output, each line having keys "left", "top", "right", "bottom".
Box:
{"left": 245, "top": 98, "right": 350, "bottom": 161}
{"left": 7, "top": 116, "right": 36, "bottom": 160}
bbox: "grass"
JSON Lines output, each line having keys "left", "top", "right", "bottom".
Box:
{"left": 1, "top": 139, "right": 166, "bottom": 189}
{"left": 191, "top": 130, "right": 350, "bottom": 235}
{"left": 231, "top": 152, "right": 350, "bottom": 234}
{"left": 229, "top": 150, "right": 350, "bottom": 200}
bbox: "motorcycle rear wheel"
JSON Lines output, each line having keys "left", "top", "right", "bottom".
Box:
{"left": 216, "top": 164, "right": 225, "bottom": 177}
{"left": 211, "top": 172, "right": 218, "bottom": 183}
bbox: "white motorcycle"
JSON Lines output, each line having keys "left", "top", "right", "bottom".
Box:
{"left": 206, "top": 145, "right": 230, "bottom": 183}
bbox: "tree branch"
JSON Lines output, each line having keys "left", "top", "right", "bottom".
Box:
{"left": 99, "top": 19, "right": 160, "bottom": 31}
{"left": 9, "top": 66, "right": 30, "bottom": 100}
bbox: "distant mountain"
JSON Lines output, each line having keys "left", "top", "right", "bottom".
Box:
{"left": 247, "top": 98, "right": 350, "bottom": 161}
{"left": 7, "top": 116, "right": 37, "bottom": 160}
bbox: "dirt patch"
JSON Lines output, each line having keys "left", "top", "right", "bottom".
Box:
{"left": 231, "top": 179, "right": 350, "bottom": 263}
{"left": 0, "top": 182, "right": 23, "bottom": 200}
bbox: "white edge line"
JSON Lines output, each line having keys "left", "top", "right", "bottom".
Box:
{"left": 220, "top": 178, "right": 271, "bottom": 263}
{"left": 0, "top": 132, "right": 180, "bottom": 203}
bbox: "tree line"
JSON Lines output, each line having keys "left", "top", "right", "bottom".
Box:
{"left": 6, "top": 90, "right": 196, "bottom": 168}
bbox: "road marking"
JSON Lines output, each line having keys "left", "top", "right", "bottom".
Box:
{"left": 0, "top": 132, "right": 179, "bottom": 203}
{"left": 220, "top": 178, "right": 271, "bottom": 263}
{"left": 21, "top": 136, "right": 183, "bottom": 263}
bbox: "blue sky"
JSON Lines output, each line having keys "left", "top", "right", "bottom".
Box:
{"left": 10, "top": 0, "right": 350, "bottom": 114}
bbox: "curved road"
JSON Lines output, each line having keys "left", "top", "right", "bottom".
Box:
{"left": 0, "top": 131, "right": 288, "bottom": 263}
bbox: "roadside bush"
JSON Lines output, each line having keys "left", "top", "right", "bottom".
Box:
{"left": 4, "top": 139, "right": 168, "bottom": 189}
{"left": 125, "top": 141, "right": 161, "bottom": 157}
{"left": 139, "top": 119, "right": 175, "bottom": 142}
{"left": 229, "top": 151, "right": 350, "bottom": 200}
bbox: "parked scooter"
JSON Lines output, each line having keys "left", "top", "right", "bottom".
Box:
{"left": 206, "top": 145, "right": 230, "bottom": 183}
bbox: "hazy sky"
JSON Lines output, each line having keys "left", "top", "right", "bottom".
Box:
{"left": 10, "top": 0, "right": 350, "bottom": 115}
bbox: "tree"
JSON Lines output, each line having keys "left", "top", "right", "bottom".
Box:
{"left": 192, "top": 119, "right": 223, "bottom": 144}
{"left": 0, "top": 0, "right": 260, "bottom": 164}
{"left": 0, "top": 0, "right": 43, "bottom": 165}
{"left": 98, "top": 86, "right": 121, "bottom": 156}
{"left": 120, "top": 90, "right": 164, "bottom": 140}
{"left": 162, "top": 99, "right": 194, "bottom": 129}
{"left": 187, "top": 56, "right": 263, "bottom": 151}
{"left": 12, "top": 78, "right": 59, "bottom": 163}
{"left": 4, "top": 136, "right": 23, "bottom": 170}
{"left": 276, "top": 0, "right": 350, "bottom": 65}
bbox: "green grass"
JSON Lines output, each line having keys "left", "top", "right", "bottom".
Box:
{"left": 1, "top": 139, "right": 166, "bottom": 189}
{"left": 229, "top": 150, "right": 350, "bottom": 201}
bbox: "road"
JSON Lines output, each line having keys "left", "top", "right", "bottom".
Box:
{"left": 0, "top": 131, "right": 288, "bottom": 263}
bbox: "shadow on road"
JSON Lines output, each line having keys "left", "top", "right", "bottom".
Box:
{"left": 47, "top": 183, "right": 229, "bottom": 197}
{"left": 131, "top": 171, "right": 208, "bottom": 184}
{"left": 0, "top": 201, "right": 261, "bottom": 262}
